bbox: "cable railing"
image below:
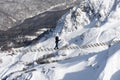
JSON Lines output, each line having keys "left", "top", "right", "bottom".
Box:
{"left": 1, "top": 39, "right": 120, "bottom": 53}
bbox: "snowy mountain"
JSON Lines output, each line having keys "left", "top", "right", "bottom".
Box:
{"left": 0, "top": 0, "right": 75, "bottom": 30}
{"left": 0, "top": 0, "right": 120, "bottom": 80}
{"left": 0, "top": 0, "right": 81, "bottom": 49}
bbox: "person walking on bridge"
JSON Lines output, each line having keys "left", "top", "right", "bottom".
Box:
{"left": 54, "top": 36, "right": 60, "bottom": 49}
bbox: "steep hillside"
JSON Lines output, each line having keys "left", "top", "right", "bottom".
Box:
{"left": 0, "top": 0, "right": 82, "bottom": 49}
{"left": 0, "top": 0, "right": 80, "bottom": 30}
{"left": 0, "top": 0, "right": 120, "bottom": 80}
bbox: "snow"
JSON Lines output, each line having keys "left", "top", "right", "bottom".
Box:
{"left": 0, "top": 0, "right": 120, "bottom": 80}
{"left": 98, "top": 43, "right": 120, "bottom": 80}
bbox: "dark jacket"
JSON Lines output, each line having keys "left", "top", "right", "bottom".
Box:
{"left": 55, "top": 36, "right": 60, "bottom": 43}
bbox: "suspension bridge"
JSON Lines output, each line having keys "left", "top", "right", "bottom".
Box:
{"left": 1, "top": 39, "right": 120, "bottom": 53}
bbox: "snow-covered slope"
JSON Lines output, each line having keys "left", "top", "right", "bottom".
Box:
{"left": 0, "top": 0, "right": 120, "bottom": 80}
{"left": 0, "top": 0, "right": 77, "bottom": 30}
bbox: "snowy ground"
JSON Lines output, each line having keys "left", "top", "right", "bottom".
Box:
{"left": 0, "top": 0, "right": 120, "bottom": 80}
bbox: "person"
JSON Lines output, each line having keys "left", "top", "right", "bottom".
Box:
{"left": 54, "top": 36, "right": 60, "bottom": 49}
